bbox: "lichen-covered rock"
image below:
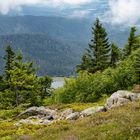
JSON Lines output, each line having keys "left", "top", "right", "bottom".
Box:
{"left": 66, "top": 112, "right": 80, "bottom": 120}
{"left": 59, "top": 109, "right": 73, "bottom": 120}
{"left": 105, "top": 90, "right": 140, "bottom": 110}
{"left": 80, "top": 106, "right": 105, "bottom": 117}
{"left": 17, "top": 106, "right": 56, "bottom": 119}
{"left": 15, "top": 118, "right": 53, "bottom": 126}
{"left": 15, "top": 90, "right": 140, "bottom": 126}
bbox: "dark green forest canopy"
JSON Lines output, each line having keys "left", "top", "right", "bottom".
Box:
{"left": 0, "top": 34, "right": 85, "bottom": 76}
{"left": 0, "top": 16, "right": 137, "bottom": 76}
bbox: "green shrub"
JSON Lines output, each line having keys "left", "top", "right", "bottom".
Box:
{"left": 53, "top": 48, "right": 140, "bottom": 104}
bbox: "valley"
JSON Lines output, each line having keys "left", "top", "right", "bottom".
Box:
{"left": 0, "top": 15, "right": 132, "bottom": 76}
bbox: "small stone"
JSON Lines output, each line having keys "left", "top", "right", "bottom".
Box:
{"left": 60, "top": 109, "right": 73, "bottom": 120}
{"left": 66, "top": 112, "right": 80, "bottom": 120}
{"left": 80, "top": 106, "right": 104, "bottom": 117}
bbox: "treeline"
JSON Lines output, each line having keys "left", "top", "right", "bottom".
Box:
{"left": 0, "top": 46, "right": 52, "bottom": 109}
{"left": 77, "top": 19, "right": 140, "bottom": 73}
{"left": 0, "top": 34, "right": 83, "bottom": 76}
{"left": 1, "top": 18, "right": 140, "bottom": 107}
{"left": 52, "top": 18, "right": 140, "bottom": 104}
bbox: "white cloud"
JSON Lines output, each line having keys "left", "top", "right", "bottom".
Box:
{"left": 105, "top": 0, "right": 140, "bottom": 25}
{"left": 0, "top": 0, "right": 92, "bottom": 15}
{"left": 69, "top": 9, "right": 91, "bottom": 18}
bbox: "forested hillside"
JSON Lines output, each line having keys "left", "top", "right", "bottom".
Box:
{"left": 0, "top": 15, "right": 135, "bottom": 76}
{"left": 0, "top": 16, "right": 91, "bottom": 42}
{"left": 0, "top": 16, "right": 91, "bottom": 76}
{"left": 0, "top": 34, "right": 85, "bottom": 76}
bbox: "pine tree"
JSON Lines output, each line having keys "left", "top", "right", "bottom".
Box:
{"left": 76, "top": 53, "right": 92, "bottom": 73}
{"left": 1, "top": 47, "right": 52, "bottom": 108}
{"left": 38, "top": 76, "right": 52, "bottom": 99}
{"left": 124, "top": 27, "right": 139, "bottom": 57}
{"left": 7, "top": 52, "right": 40, "bottom": 106}
{"left": 133, "top": 53, "right": 140, "bottom": 84}
{"left": 110, "top": 43, "right": 121, "bottom": 68}
{"left": 77, "top": 18, "right": 110, "bottom": 73}
{"left": 4, "top": 45, "right": 15, "bottom": 80}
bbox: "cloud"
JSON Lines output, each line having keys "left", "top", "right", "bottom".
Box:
{"left": 105, "top": 0, "right": 140, "bottom": 25}
{"left": 0, "top": 0, "right": 92, "bottom": 15}
{"left": 69, "top": 9, "right": 91, "bottom": 18}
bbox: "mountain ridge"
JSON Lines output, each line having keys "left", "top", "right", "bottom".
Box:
{"left": 0, "top": 15, "right": 133, "bottom": 76}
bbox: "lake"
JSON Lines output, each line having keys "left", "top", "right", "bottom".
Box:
{"left": 51, "top": 77, "right": 65, "bottom": 89}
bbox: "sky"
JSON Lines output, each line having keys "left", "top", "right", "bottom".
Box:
{"left": 0, "top": 0, "right": 140, "bottom": 26}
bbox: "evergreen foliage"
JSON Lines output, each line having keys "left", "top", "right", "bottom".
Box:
{"left": 124, "top": 27, "right": 140, "bottom": 57}
{"left": 110, "top": 43, "right": 122, "bottom": 68}
{"left": 38, "top": 76, "right": 52, "bottom": 99}
{"left": 132, "top": 53, "right": 140, "bottom": 84}
{"left": 4, "top": 46, "right": 15, "bottom": 80}
{"left": 0, "top": 47, "right": 52, "bottom": 109}
{"left": 77, "top": 53, "right": 91, "bottom": 72}
{"left": 1, "top": 18, "right": 140, "bottom": 107}
{"left": 54, "top": 48, "right": 140, "bottom": 104}
{"left": 77, "top": 18, "right": 110, "bottom": 73}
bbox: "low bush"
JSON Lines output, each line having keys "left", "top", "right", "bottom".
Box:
{"left": 53, "top": 49, "right": 140, "bottom": 104}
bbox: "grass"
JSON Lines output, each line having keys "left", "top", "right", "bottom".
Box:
{"left": 0, "top": 108, "right": 24, "bottom": 120}
{"left": 52, "top": 77, "right": 65, "bottom": 81}
{"left": 48, "top": 98, "right": 107, "bottom": 112}
{"left": 0, "top": 100, "right": 140, "bottom": 140}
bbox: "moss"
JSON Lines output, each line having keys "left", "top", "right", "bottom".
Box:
{"left": 0, "top": 107, "right": 25, "bottom": 120}
{"left": 48, "top": 97, "right": 107, "bottom": 112}
{"left": 0, "top": 101, "right": 140, "bottom": 140}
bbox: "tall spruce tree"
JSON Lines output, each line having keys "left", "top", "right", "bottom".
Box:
{"left": 4, "top": 45, "right": 15, "bottom": 80}
{"left": 77, "top": 18, "right": 110, "bottom": 73}
{"left": 124, "top": 27, "right": 137, "bottom": 57}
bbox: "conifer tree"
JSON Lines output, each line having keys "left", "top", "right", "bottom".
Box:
{"left": 77, "top": 18, "right": 110, "bottom": 73}
{"left": 1, "top": 47, "right": 52, "bottom": 108}
{"left": 76, "top": 53, "right": 92, "bottom": 73}
{"left": 133, "top": 53, "right": 140, "bottom": 84}
{"left": 110, "top": 43, "right": 121, "bottom": 68}
{"left": 124, "top": 27, "right": 138, "bottom": 57}
{"left": 7, "top": 51, "right": 40, "bottom": 106}
{"left": 38, "top": 76, "right": 52, "bottom": 99}
{"left": 4, "top": 45, "right": 15, "bottom": 80}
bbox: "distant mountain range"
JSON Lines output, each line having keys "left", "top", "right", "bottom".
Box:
{"left": 0, "top": 16, "right": 91, "bottom": 76}
{"left": 0, "top": 15, "right": 133, "bottom": 76}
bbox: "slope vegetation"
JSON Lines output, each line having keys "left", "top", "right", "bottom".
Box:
{"left": 0, "top": 100, "right": 140, "bottom": 140}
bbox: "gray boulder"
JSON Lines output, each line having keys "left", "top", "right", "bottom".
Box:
{"left": 59, "top": 108, "right": 73, "bottom": 120}
{"left": 40, "top": 119, "right": 53, "bottom": 125}
{"left": 15, "top": 119, "right": 36, "bottom": 126}
{"left": 17, "top": 106, "right": 56, "bottom": 118}
{"left": 66, "top": 112, "right": 80, "bottom": 120}
{"left": 80, "top": 106, "right": 105, "bottom": 117}
{"left": 15, "top": 118, "right": 53, "bottom": 126}
{"left": 105, "top": 90, "right": 140, "bottom": 110}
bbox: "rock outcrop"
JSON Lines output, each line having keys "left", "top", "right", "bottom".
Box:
{"left": 15, "top": 106, "right": 103, "bottom": 126}
{"left": 59, "top": 109, "right": 73, "bottom": 120}
{"left": 105, "top": 90, "right": 140, "bottom": 110}
{"left": 80, "top": 106, "right": 105, "bottom": 117}
{"left": 15, "top": 90, "right": 140, "bottom": 126}
{"left": 17, "top": 106, "right": 57, "bottom": 119}
{"left": 66, "top": 112, "right": 80, "bottom": 120}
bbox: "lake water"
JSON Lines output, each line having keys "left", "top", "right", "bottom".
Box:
{"left": 51, "top": 77, "right": 65, "bottom": 89}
